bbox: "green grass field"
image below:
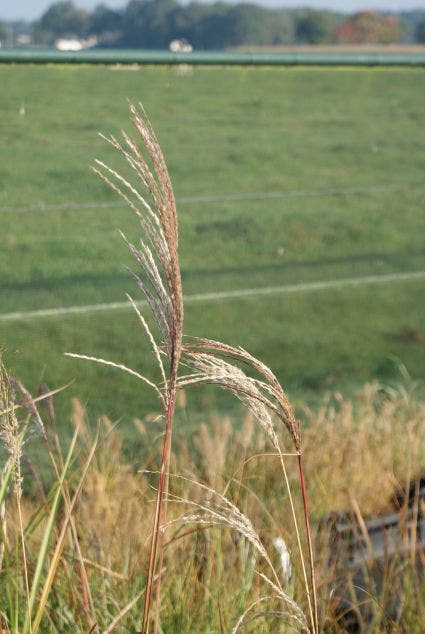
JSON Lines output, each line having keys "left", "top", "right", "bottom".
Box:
{"left": 1, "top": 64, "right": 424, "bottom": 423}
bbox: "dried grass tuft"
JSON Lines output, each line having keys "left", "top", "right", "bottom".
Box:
{"left": 0, "top": 360, "right": 23, "bottom": 500}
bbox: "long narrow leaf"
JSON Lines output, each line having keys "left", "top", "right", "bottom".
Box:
{"left": 0, "top": 461, "right": 13, "bottom": 507}
{"left": 23, "top": 425, "right": 80, "bottom": 634}
{"left": 32, "top": 433, "right": 99, "bottom": 633}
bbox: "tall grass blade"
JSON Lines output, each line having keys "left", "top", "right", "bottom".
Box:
{"left": 23, "top": 425, "right": 80, "bottom": 634}
{"left": 31, "top": 433, "right": 98, "bottom": 633}
{"left": 101, "top": 589, "right": 145, "bottom": 634}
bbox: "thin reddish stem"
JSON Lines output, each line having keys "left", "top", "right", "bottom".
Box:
{"left": 141, "top": 390, "right": 176, "bottom": 633}
{"left": 297, "top": 454, "right": 318, "bottom": 634}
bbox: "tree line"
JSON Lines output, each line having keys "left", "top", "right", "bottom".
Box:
{"left": 2, "top": 1, "right": 425, "bottom": 49}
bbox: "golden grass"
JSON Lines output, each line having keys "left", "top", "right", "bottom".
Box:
{"left": 1, "top": 378, "right": 424, "bottom": 631}
{"left": 302, "top": 382, "right": 425, "bottom": 516}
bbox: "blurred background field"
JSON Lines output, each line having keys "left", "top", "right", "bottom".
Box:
{"left": 1, "top": 63, "right": 424, "bottom": 425}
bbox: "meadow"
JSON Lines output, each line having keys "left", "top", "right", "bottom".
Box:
{"left": 1, "top": 64, "right": 425, "bottom": 633}
{"left": 2, "top": 365, "right": 425, "bottom": 632}
{"left": 0, "top": 64, "right": 424, "bottom": 423}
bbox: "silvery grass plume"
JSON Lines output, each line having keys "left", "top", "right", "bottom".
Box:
{"left": 65, "top": 103, "right": 183, "bottom": 633}
{"left": 179, "top": 337, "right": 301, "bottom": 452}
{"left": 178, "top": 337, "right": 318, "bottom": 632}
{"left": 66, "top": 104, "right": 317, "bottom": 633}
{"left": 164, "top": 477, "right": 308, "bottom": 632}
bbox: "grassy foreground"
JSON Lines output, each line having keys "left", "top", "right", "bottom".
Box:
{"left": 1, "top": 377, "right": 425, "bottom": 632}
{"left": 1, "top": 86, "right": 425, "bottom": 632}
{"left": 0, "top": 64, "right": 424, "bottom": 419}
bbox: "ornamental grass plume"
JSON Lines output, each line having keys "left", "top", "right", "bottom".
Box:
{"left": 66, "top": 103, "right": 183, "bottom": 633}
{"left": 67, "top": 103, "right": 317, "bottom": 633}
{"left": 179, "top": 337, "right": 317, "bottom": 632}
{"left": 164, "top": 477, "right": 308, "bottom": 632}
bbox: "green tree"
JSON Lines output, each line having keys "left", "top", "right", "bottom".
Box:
{"left": 33, "top": 1, "right": 90, "bottom": 43}
{"left": 416, "top": 18, "right": 425, "bottom": 42}
{"left": 226, "top": 4, "right": 274, "bottom": 47}
{"left": 171, "top": 2, "right": 215, "bottom": 48}
{"left": 269, "top": 11, "right": 295, "bottom": 45}
{"left": 0, "top": 21, "right": 9, "bottom": 46}
{"left": 295, "top": 11, "right": 330, "bottom": 44}
{"left": 117, "top": 1, "right": 323, "bottom": 50}
{"left": 180, "top": 3, "right": 294, "bottom": 50}
{"left": 89, "top": 4, "right": 122, "bottom": 35}
{"left": 122, "top": 0, "right": 179, "bottom": 48}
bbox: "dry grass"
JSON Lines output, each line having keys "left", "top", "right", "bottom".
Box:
{"left": 302, "top": 382, "right": 425, "bottom": 516}
{"left": 1, "top": 379, "right": 424, "bottom": 631}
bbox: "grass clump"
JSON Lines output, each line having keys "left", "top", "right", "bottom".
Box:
{"left": 64, "top": 103, "right": 316, "bottom": 632}
{"left": 0, "top": 377, "right": 424, "bottom": 631}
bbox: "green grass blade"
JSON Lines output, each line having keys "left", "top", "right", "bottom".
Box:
{"left": 31, "top": 433, "right": 98, "bottom": 633}
{"left": 23, "top": 425, "right": 80, "bottom": 634}
{"left": 0, "top": 460, "right": 12, "bottom": 507}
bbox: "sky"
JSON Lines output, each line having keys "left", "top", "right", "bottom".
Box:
{"left": 3, "top": 0, "right": 425, "bottom": 22}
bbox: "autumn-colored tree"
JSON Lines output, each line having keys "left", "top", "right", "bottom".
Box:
{"left": 334, "top": 11, "right": 401, "bottom": 44}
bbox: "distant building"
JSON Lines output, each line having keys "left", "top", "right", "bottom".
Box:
{"left": 55, "top": 36, "right": 98, "bottom": 51}
{"left": 16, "top": 34, "right": 31, "bottom": 46}
{"left": 169, "top": 38, "right": 193, "bottom": 53}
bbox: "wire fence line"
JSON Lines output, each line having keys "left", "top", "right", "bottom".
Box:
{"left": 1, "top": 182, "right": 423, "bottom": 215}
{"left": 1, "top": 270, "right": 424, "bottom": 324}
